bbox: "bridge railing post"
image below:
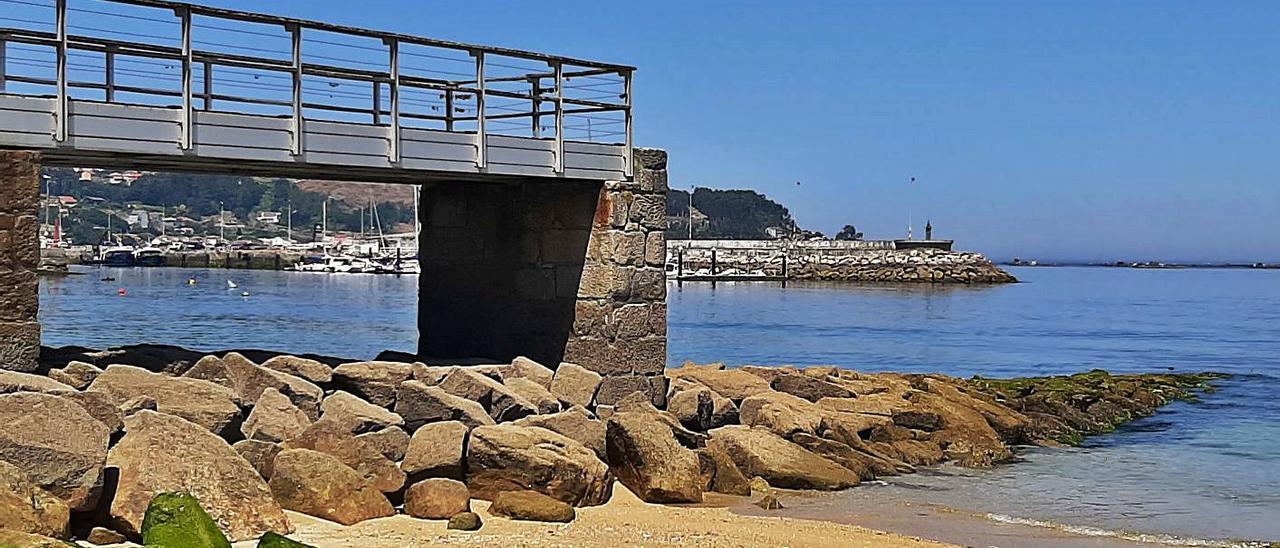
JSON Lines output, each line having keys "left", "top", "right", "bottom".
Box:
{"left": 623, "top": 69, "right": 634, "bottom": 177}
{"left": 54, "top": 0, "right": 67, "bottom": 142}
{"left": 372, "top": 81, "right": 381, "bottom": 125}
{"left": 104, "top": 45, "right": 115, "bottom": 102}
{"left": 531, "top": 77, "right": 541, "bottom": 138}
{"left": 288, "top": 23, "right": 303, "bottom": 156}
{"left": 202, "top": 60, "right": 213, "bottom": 111}
{"left": 0, "top": 38, "right": 7, "bottom": 93}
{"left": 386, "top": 37, "right": 400, "bottom": 163}
{"left": 553, "top": 60, "right": 564, "bottom": 174}
{"left": 178, "top": 5, "right": 192, "bottom": 150}
{"left": 473, "top": 50, "right": 486, "bottom": 169}
{"left": 444, "top": 89, "right": 454, "bottom": 132}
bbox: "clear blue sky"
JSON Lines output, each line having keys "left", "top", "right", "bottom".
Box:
{"left": 164, "top": 1, "right": 1280, "bottom": 261}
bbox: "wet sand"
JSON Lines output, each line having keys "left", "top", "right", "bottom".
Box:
{"left": 731, "top": 489, "right": 1209, "bottom": 548}
{"left": 239, "top": 486, "right": 950, "bottom": 548}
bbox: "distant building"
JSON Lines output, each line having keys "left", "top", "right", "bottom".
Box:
{"left": 256, "top": 211, "right": 282, "bottom": 224}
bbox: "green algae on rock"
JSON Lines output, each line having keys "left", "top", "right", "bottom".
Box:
{"left": 140, "top": 492, "right": 232, "bottom": 548}
{"left": 966, "top": 370, "right": 1228, "bottom": 446}
{"left": 257, "top": 531, "right": 314, "bottom": 548}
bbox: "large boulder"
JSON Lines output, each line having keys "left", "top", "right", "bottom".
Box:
{"left": 318, "top": 391, "right": 405, "bottom": 434}
{"left": 512, "top": 406, "right": 606, "bottom": 461}
{"left": 0, "top": 530, "right": 77, "bottom": 547}
{"left": 183, "top": 353, "right": 321, "bottom": 420}
{"left": 47, "top": 388, "right": 124, "bottom": 434}
{"left": 502, "top": 356, "right": 554, "bottom": 389}
{"left": 0, "top": 460, "right": 70, "bottom": 539}
{"left": 437, "top": 368, "right": 537, "bottom": 422}
{"left": 503, "top": 377, "right": 562, "bottom": 415}
{"left": 232, "top": 440, "right": 281, "bottom": 481}
{"left": 817, "top": 410, "right": 893, "bottom": 446}
{"left": 771, "top": 373, "right": 855, "bottom": 402}
{"left": 269, "top": 449, "right": 394, "bottom": 526}
{"left": 394, "top": 381, "right": 494, "bottom": 431}
{"left": 139, "top": 492, "right": 231, "bottom": 548}
{"left": 356, "top": 427, "right": 410, "bottom": 462}
{"left": 88, "top": 364, "right": 242, "bottom": 435}
{"left": 789, "top": 432, "right": 877, "bottom": 480}
{"left": 332, "top": 361, "right": 416, "bottom": 408}
{"left": 694, "top": 444, "right": 751, "bottom": 496}
{"left": 605, "top": 411, "right": 703, "bottom": 503}
{"left": 614, "top": 396, "right": 709, "bottom": 449}
{"left": 0, "top": 370, "right": 75, "bottom": 394}
{"left": 738, "top": 391, "right": 823, "bottom": 438}
{"left": 489, "top": 490, "right": 575, "bottom": 523}
{"left": 402, "top": 420, "right": 468, "bottom": 481}
{"left": 241, "top": 388, "right": 311, "bottom": 443}
{"left": 107, "top": 411, "right": 291, "bottom": 541}
{"left": 917, "top": 377, "right": 1029, "bottom": 444}
{"left": 0, "top": 392, "right": 109, "bottom": 511}
{"left": 707, "top": 426, "right": 860, "bottom": 490}
{"left": 279, "top": 420, "right": 405, "bottom": 493}
{"left": 549, "top": 363, "right": 601, "bottom": 408}
{"left": 668, "top": 386, "right": 713, "bottom": 431}
{"left": 670, "top": 380, "right": 739, "bottom": 430}
{"left": 404, "top": 478, "right": 470, "bottom": 519}
{"left": 261, "top": 355, "right": 333, "bottom": 384}
{"left": 900, "top": 391, "right": 1013, "bottom": 467}
{"left": 48, "top": 361, "right": 102, "bottom": 390}
{"left": 667, "top": 364, "right": 772, "bottom": 403}
{"left": 465, "top": 424, "right": 613, "bottom": 506}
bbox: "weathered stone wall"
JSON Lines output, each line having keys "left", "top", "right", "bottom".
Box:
{"left": 680, "top": 246, "right": 1017, "bottom": 284}
{"left": 0, "top": 151, "right": 41, "bottom": 372}
{"left": 564, "top": 149, "right": 668, "bottom": 406}
{"left": 419, "top": 149, "right": 669, "bottom": 401}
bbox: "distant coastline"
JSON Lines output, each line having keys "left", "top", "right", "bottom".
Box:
{"left": 1005, "top": 259, "right": 1279, "bottom": 270}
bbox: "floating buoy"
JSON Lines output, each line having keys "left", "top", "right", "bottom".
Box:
{"left": 117, "top": 288, "right": 127, "bottom": 296}
{"left": 188, "top": 278, "right": 197, "bottom": 286}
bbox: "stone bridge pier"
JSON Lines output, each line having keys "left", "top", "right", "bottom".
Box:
{"left": 0, "top": 151, "right": 40, "bottom": 372}
{"left": 418, "top": 149, "right": 670, "bottom": 405}
{"left": 0, "top": 148, "right": 670, "bottom": 404}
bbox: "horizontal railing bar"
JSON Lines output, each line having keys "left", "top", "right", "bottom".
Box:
{"left": 4, "top": 27, "right": 630, "bottom": 111}
{"left": 103, "top": 0, "right": 635, "bottom": 72}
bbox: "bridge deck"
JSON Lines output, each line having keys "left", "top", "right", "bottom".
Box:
{"left": 0, "top": 0, "right": 634, "bottom": 183}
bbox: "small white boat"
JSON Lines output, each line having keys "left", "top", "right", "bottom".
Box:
{"left": 292, "top": 254, "right": 376, "bottom": 274}
{"left": 227, "top": 280, "right": 238, "bottom": 289}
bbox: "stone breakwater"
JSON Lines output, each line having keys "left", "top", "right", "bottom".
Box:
{"left": 789, "top": 248, "right": 1017, "bottom": 283}
{"left": 679, "top": 246, "right": 1018, "bottom": 284}
{"left": 0, "top": 347, "right": 1219, "bottom": 545}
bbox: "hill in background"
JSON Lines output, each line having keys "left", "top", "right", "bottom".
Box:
{"left": 666, "top": 187, "right": 802, "bottom": 240}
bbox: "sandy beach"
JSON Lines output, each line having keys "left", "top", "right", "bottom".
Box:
{"left": 245, "top": 485, "right": 951, "bottom": 548}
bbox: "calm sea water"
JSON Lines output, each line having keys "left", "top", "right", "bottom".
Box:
{"left": 39, "top": 266, "right": 1280, "bottom": 544}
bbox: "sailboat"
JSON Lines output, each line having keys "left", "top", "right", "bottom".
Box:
{"left": 227, "top": 280, "right": 238, "bottom": 289}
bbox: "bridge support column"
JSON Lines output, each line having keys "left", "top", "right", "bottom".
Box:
{"left": 0, "top": 150, "right": 42, "bottom": 372}
{"left": 418, "top": 148, "right": 669, "bottom": 406}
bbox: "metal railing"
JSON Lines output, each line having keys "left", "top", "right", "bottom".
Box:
{"left": 0, "top": 0, "right": 635, "bottom": 175}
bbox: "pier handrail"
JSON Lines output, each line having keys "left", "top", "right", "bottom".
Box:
{"left": 0, "top": 0, "right": 634, "bottom": 175}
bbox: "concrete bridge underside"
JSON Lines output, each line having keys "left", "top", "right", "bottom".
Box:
{"left": 0, "top": 148, "right": 670, "bottom": 405}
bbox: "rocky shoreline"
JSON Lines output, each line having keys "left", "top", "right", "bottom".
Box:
{"left": 0, "top": 347, "right": 1220, "bottom": 546}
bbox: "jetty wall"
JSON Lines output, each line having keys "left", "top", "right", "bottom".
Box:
{"left": 417, "top": 149, "right": 669, "bottom": 404}
{"left": 672, "top": 241, "right": 1016, "bottom": 284}
{"left": 0, "top": 151, "right": 41, "bottom": 371}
